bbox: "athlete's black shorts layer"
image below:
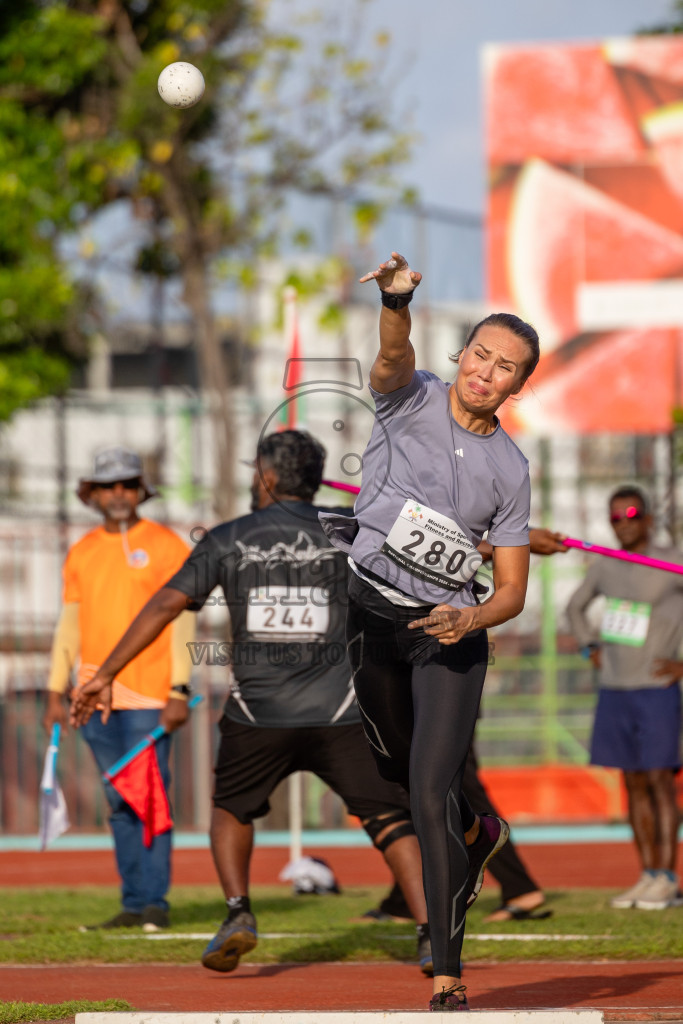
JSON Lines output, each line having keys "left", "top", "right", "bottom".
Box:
{"left": 213, "top": 714, "right": 411, "bottom": 824}
{"left": 346, "top": 572, "right": 488, "bottom": 977}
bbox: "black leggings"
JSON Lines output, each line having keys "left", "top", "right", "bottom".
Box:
{"left": 346, "top": 573, "right": 488, "bottom": 977}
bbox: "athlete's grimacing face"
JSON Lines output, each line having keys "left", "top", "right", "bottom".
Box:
{"left": 454, "top": 325, "right": 531, "bottom": 417}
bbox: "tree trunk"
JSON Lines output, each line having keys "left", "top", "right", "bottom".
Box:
{"left": 182, "top": 261, "right": 236, "bottom": 521}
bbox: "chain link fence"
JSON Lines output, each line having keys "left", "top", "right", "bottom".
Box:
{"left": 2, "top": 183, "right": 682, "bottom": 833}
{"left": 2, "top": 417, "right": 679, "bottom": 835}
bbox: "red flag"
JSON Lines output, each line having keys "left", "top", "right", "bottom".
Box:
{"left": 287, "top": 314, "right": 301, "bottom": 429}
{"left": 107, "top": 746, "right": 172, "bottom": 847}
{"left": 281, "top": 286, "right": 302, "bottom": 429}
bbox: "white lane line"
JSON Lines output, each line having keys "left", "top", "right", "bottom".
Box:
{"left": 109, "top": 932, "right": 615, "bottom": 942}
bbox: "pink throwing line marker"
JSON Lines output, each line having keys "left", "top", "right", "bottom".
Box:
{"left": 565, "top": 537, "right": 683, "bottom": 576}
{"left": 321, "top": 479, "right": 361, "bottom": 495}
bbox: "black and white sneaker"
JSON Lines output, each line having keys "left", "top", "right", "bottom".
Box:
{"left": 142, "top": 905, "right": 170, "bottom": 932}
{"left": 466, "top": 814, "right": 510, "bottom": 908}
{"left": 201, "top": 910, "right": 257, "bottom": 972}
{"left": 79, "top": 910, "right": 142, "bottom": 932}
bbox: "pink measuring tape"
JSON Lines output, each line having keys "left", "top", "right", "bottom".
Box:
{"left": 320, "top": 483, "right": 683, "bottom": 577}
{"left": 564, "top": 537, "right": 683, "bottom": 576}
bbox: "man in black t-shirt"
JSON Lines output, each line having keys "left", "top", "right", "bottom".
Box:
{"left": 71, "top": 430, "right": 429, "bottom": 976}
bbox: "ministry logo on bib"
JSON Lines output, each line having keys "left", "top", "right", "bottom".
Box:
{"left": 405, "top": 503, "right": 424, "bottom": 522}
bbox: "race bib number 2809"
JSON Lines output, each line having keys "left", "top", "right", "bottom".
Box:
{"left": 381, "top": 500, "right": 482, "bottom": 592}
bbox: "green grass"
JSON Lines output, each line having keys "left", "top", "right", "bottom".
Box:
{"left": 0, "top": 1000, "right": 132, "bottom": 1023}
{"left": 1, "top": 884, "right": 682, "bottom": 966}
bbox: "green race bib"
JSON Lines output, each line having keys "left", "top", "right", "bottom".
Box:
{"left": 600, "top": 598, "right": 651, "bottom": 647}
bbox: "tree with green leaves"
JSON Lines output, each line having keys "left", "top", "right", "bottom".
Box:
{"left": 0, "top": 0, "right": 412, "bottom": 515}
{"left": 642, "top": 1, "right": 683, "bottom": 34}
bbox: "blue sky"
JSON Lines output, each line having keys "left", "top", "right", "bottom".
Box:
{"left": 66, "top": 2, "right": 679, "bottom": 315}
{"left": 367, "top": 0, "right": 676, "bottom": 211}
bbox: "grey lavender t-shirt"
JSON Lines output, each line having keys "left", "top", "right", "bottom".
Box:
{"left": 566, "top": 544, "right": 683, "bottom": 690}
{"left": 320, "top": 370, "right": 530, "bottom": 607}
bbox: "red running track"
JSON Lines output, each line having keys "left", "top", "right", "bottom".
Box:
{"left": 2, "top": 843, "right": 682, "bottom": 1021}
{"left": 0, "top": 841, "right": 655, "bottom": 889}
{"left": 0, "top": 961, "right": 682, "bottom": 1019}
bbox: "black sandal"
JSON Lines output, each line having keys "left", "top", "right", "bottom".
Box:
{"left": 486, "top": 902, "right": 552, "bottom": 922}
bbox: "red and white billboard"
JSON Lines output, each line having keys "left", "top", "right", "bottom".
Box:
{"left": 485, "top": 36, "right": 683, "bottom": 433}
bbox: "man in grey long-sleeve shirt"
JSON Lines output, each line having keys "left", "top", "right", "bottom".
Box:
{"left": 566, "top": 485, "right": 682, "bottom": 911}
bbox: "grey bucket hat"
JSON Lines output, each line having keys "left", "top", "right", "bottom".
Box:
{"left": 77, "top": 447, "right": 157, "bottom": 506}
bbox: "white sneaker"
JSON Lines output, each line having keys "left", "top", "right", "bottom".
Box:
{"left": 635, "top": 872, "right": 679, "bottom": 910}
{"left": 610, "top": 872, "right": 656, "bottom": 909}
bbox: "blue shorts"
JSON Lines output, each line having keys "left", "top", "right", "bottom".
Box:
{"left": 590, "top": 685, "right": 681, "bottom": 772}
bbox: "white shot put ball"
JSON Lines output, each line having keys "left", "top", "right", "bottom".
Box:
{"left": 157, "top": 62, "right": 205, "bottom": 109}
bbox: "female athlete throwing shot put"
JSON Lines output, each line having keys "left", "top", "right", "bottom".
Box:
{"left": 321, "top": 252, "right": 540, "bottom": 1011}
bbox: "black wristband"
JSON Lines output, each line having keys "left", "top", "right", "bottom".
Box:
{"left": 380, "top": 289, "right": 414, "bottom": 309}
{"left": 171, "top": 683, "right": 192, "bottom": 696}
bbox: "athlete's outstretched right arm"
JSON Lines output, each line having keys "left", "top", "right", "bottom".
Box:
{"left": 361, "top": 251, "right": 421, "bottom": 394}
{"left": 70, "top": 586, "right": 188, "bottom": 726}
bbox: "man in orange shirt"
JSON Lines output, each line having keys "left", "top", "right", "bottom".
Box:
{"left": 43, "top": 447, "right": 195, "bottom": 931}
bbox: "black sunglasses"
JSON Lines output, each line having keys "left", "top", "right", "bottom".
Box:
{"left": 96, "top": 478, "right": 141, "bottom": 491}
